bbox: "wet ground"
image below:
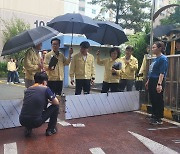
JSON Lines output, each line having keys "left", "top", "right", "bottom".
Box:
{"left": 0, "top": 79, "right": 180, "bottom": 154}
{"left": 0, "top": 112, "right": 179, "bottom": 154}
{"left": 0, "top": 79, "right": 98, "bottom": 100}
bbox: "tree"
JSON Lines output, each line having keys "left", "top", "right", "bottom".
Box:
{"left": 2, "top": 17, "right": 30, "bottom": 61}
{"left": 1, "top": 17, "right": 30, "bottom": 77}
{"left": 125, "top": 23, "right": 150, "bottom": 69}
{"left": 91, "top": 0, "right": 151, "bottom": 32}
{"left": 160, "top": 4, "right": 180, "bottom": 25}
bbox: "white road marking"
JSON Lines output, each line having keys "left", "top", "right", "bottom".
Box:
{"left": 89, "top": 147, "right": 105, "bottom": 154}
{"left": 72, "top": 123, "right": 85, "bottom": 127}
{"left": 57, "top": 118, "right": 71, "bottom": 126}
{"left": 148, "top": 126, "right": 179, "bottom": 131}
{"left": 4, "top": 142, "right": 17, "bottom": 154}
{"left": 128, "top": 131, "right": 178, "bottom": 154}
{"left": 134, "top": 111, "right": 180, "bottom": 126}
{"left": 58, "top": 121, "right": 71, "bottom": 126}
{"left": 172, "top": 140, "right": 180, "bottom": 144}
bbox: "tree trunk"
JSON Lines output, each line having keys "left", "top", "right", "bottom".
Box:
{"left": 115, "top": 1, "right": 120, "bottom": 24}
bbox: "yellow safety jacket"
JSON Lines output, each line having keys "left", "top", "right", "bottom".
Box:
{"left": 97, "top": 57, "right": 124, "bottom": 83}
{"left": 120, "top": 55, "right": 138, "bottom": 80}
{"left": 44, "top": 50, "right": 71, "bottom": 81}
{"left": 70, "top": 52, "right": 95, "bottom": 80}
{"left": 24, "top": 48, "right": 41, "bottom": 80}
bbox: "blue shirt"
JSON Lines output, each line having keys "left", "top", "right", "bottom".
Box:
{"left": 20, "top": 86, "right": 55, "bottom": 118}
{"left": 148, "top": 54, "right": 168, "bottom": 79}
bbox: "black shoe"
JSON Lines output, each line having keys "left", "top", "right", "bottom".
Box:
{"left": 149, "top": 118, "right": 158, "bottom": 125}
{"left": 46, "top": 128, "right": 57, "bottom": 136}
{"left": 24, "top": 128, "right": 32, "bottom": 137}
{"left": 156, "top": 119, "right": 163, "bottom": 125}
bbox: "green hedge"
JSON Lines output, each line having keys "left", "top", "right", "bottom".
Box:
{"left": 0, "top": 62, "right": 7, "bottom": 77}
{"left": 0, "top": 62, "right": 24, "bottom": 78}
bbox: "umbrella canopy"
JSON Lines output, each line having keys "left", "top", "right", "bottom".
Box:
{"left": 1, "top": 26, "right": 59, "bottom": 56}
{"left": 47, "top": 13, "right": 99, "bottom": 34}
{"left": 168, "top": 27, "right": 180, "bottom": 34}
{"left": 153, "top": 24, "right": 176, "bottom": 38}
{"left": 86, "top": 21, "right": 128, "bottom": 46}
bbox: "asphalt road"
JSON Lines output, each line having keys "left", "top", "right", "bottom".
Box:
{"left": 0, "top": 112, "right": 179, "bottom": 154}
{"left": 0, "top": 79, "right": 98, "bottom": 100}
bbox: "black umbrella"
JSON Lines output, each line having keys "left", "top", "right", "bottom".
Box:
{"left": 1, "top": 26, "right": 59, "bottom": 56}
{"left": 86, "top": 21, "right": 128, "bottom": 46}
{"left": 153, "top": 24, "right": 176, "bottom": 38}
{"left": 47, "top": 13, "right": 99, "bottom": 46}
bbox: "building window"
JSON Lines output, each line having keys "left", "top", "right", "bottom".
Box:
{"left": 92, "top": 9, "right": 96, "bottom": 14}
{"left": 79, "top": 7, "right": 85, "bottom": 12}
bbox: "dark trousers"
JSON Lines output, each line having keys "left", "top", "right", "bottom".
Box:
{"left": 7, "top": 71, "right": 15, "bottom": 82}
{"left": 75, "top": 79, "right": 90, "bottom": 95}
{"left": 19, "top": 105, "right": 59, "bottom": 130}
{"left": 48, "top": 81, "right": 63, "bottom": 95}
{"left": 148, "top": 78, "right": 164, "bottom": 119}
{"left": 101, "top": 81, "right": 120, "bottom": 93}
{"left": 119, "top": 79, "right": 134, "bottom": 91}
{"left": 14, "top": 71, "right": 20, "bottom": 83}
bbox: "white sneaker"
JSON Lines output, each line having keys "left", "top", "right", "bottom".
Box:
{"left": 7, "top": 82, "right": 9, "bottom": 84}
{"left": 11, "top": 82, "right": 14, "bottom": 84}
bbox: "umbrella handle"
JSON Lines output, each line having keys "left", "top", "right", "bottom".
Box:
{"left": 71, "top": 22, "right": 74, "bottom": 47}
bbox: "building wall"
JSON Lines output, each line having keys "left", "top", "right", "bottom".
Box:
{"left": 0, "top": 0, "right": 65, "bottom": 59}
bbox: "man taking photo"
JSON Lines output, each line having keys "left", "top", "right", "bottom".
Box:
{"left": 19, "top": 72, "right": 59, "bottom": 137}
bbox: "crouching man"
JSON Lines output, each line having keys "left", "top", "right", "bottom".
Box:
{"left": 19, "top": 72, "right": 59, "bottom": 137}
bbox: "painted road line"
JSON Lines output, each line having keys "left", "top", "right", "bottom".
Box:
{"left": 128, "top": 131, "right": 178, "bottom": 154}
{"left": 162, "top": 118, "right": 180, "bottom": 127}
{"left": 172, "top": 140, "right": 180, "bottom": 144}
{"left": 72, "top": 123, "right": 85, "bottom": 127}
{"left": 134, "top": 111, "right": 180, "bottom": 126}
{"left": 0, "top": 80, "right": 25, "bottom": 88}
{"left": 89, "top": 147, "right": 105, "bottom": 154}
{"left": 58, "top": 121, "right": 71, "bottom": 126}
{"left": 4, "top": 142, "right": 17, "bottom": 154}
{"left": 172, "top": 140, "right": 180, "bottom": 142}
{"left": 148, "top": 126, "right": 179, "bottom": 131}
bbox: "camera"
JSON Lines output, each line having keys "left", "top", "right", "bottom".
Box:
{"left": 112, "top": 62, "right": 122, "bottom": 76}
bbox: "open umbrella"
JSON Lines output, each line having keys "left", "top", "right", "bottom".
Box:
{"left": 47, "top": 13, "right": 99, "bottom": 46}
{"left": 1, "top": 26, "right": 59, "bottom": 56}
{"left": 86, "top": 21, "right": 128, "bottom": 46}
{"left": 153, "top": 24, "right": 176, "bottom": 38}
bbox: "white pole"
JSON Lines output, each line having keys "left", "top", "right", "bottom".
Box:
{"left": 150, "top": 0, "right": 156, "bottom": 55}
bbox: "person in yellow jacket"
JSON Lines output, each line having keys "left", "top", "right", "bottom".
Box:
{"left": 120, "top": 46, "right": 138, "bottom": 91}
{"left": 24, "top": 43, "right": 42, "bottom": 88}
{"left": 44, "top": 38, "right": 73, "bottom": 95}
{"left": 96, "top": 47, "right": 124, "bottom": 93}
{"left": 70, "top": 41, "right": 95, "bottom": 95}
{"left": 7, "top": 58, "right": 16, "bottom": 84}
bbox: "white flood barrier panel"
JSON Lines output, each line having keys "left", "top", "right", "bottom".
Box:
{"left": 65, "top": 91, "right": 140, "bottom": 120}
{"left": 0, "top": 99, "right": 22, "bottom": 129}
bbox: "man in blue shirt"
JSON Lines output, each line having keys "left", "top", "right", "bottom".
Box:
{"left": 19, "top": 72, "right": 59, "bottom": 137}
{"left": 145, "top": 41, "right": 168, "bottom": 125}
